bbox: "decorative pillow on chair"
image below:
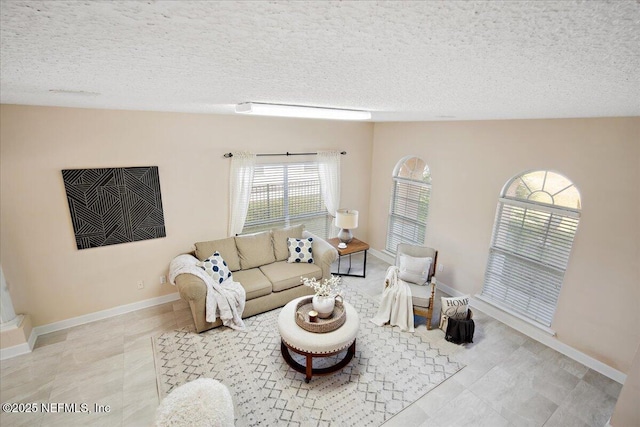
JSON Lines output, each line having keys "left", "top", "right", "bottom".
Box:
{"left": 197, "top": 252, "right": 232, "bottom": 284}
{"left": 440, "top": 295, "right": 470, "bottom": 320}
{"left": 287, "top": 237, "right": 314, "bottom": 263}
{"left": 398, "top": 254, "right": 432, "bottom": 284}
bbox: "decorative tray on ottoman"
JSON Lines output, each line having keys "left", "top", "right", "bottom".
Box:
{"left": 295, "top": 297, "right": 346, "bottom": 333}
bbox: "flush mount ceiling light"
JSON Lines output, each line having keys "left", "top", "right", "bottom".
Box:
{"left": 235, "top": 102, "right": 371, "bottom": 121}
{"left": 48, "top": 89, "right": 101, "bottom": 96}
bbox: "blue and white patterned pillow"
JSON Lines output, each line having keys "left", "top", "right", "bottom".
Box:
{"left": 197, "top": 252, "right": 232, "bottom": 284}
{"left": 287, "top": 237, "right": 314, "bottom": 264}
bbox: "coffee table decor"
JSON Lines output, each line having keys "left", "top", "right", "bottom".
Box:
{"left": 302, "top": 275, "right": 343, "bottom": 318}
{"left": 295, "top": 296, "right": 346, "bottom": 333}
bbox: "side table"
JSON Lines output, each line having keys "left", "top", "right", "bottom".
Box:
{"left": 327, "top": 237, "right": 370, "bottom": 278}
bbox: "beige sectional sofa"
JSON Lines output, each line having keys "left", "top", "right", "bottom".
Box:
{"left": 175, "top": 225, "right": 338, "bottom": 333}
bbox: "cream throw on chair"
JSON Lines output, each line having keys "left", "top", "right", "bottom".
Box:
{"left": 370, "top": 266, "right": 415, "bottom": 332}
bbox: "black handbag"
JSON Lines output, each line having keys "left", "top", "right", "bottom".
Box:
{"left": 444, "top": 317, "right": 475, "bottom": 344}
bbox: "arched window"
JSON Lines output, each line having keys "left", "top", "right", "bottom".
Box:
{"left": 385, "top": 156, "right": 432, "bottom": 254}
{"left": 480, "top": 170, "right": 581, "bottom": 327}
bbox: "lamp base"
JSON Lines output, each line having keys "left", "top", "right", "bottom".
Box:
{"left": 337, "top": 228, "right": 353, "bottom": 244}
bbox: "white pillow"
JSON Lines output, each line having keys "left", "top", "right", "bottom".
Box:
{"left": 441, "top": 295, "right": 470, "bottom": 320}
{"left": 287, "top": 237, "right": 314, "bottom": 264}
{"left": 196, "top": 252, "right": 233, "bottom": 284}
{"left": 398, "top": 254, "right": 432, "bottom": 284}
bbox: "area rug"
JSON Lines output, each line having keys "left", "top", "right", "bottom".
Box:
{"left": 153, "top": 288, "right": 464, "bottom": 426}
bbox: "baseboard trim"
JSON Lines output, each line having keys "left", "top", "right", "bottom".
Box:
{"left": 436, "top": 279, "right": 626, "bottom": 384}
{"left": 433, "top": 281, "right": 460, "bottom": 301}
{"left": 0, "top": 340, "right": 33, "bottom": 360}
{"left": 369, "top": 248, "right": 394, "bottom": 265}
{"left": 32, "top": 292, "right": 181, "bottom": 337}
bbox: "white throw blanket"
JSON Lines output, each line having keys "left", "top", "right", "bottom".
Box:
{"left": 370, "top": 266, "right": 415, "bottom": 332}
{"left": 169, "top": 254, "right": 246, "bottom": 331}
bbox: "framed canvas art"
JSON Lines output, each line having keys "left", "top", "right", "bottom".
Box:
{"left": 62, "top": 166, "right": 166, "bottom": 249}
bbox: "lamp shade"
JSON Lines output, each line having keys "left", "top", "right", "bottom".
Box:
{"left": 335, "top": 209, "right": 359, "bottom": 229}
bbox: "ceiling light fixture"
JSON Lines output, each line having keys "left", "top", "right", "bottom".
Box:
{"left": 235, "top": 102, "right": 371, "bottom": 121}
{"left": 48, "top": 89, "right": 101, "bottom": 96}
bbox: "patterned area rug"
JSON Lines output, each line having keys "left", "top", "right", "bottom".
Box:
{"left": 152, "top": 289, "right": 464, "bottom": 426}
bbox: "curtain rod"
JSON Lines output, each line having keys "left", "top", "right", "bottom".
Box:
{"left": 223, "top": 151, "right": 347, "bottom": 158}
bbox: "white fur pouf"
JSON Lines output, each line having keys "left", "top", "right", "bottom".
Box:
{"left": 155, "top": 378, "right": 234, "bottom": 427}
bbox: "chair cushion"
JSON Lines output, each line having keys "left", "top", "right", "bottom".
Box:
{"left": 232, "top": 268, "right": 272, "bottom": 300}
{"left": 260, "top": 261, "right": 322, "bottom": 292}
{"left": 272, "top": 224, "right": 304, "bottom": 261}
{"left": 235, "top": 231, "right": 276, "bottom": 270}
{"left": 194, "top": 237, "right": 241, "bottom": 271}
{"left": 407, "top": 281, "right": 433, "bottom": 308}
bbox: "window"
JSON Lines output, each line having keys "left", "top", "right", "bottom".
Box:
{"left": 242, "top": 162, "right": 331, "bottom": 238}
{"left": 480, "top": 170, "right": 581, "bottom": 327}
{"left": 385, "top": 156, "right": 432, "bottom": 254}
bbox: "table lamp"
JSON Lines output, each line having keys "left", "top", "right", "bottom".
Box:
{"left": 335, "top": 209, "right": 358, "bottom": 244}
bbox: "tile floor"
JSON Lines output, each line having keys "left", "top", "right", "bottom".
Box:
{"left": 0, "top": 255, "right": 621, "bottom": 426}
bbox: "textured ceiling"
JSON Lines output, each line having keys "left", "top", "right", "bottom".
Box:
{"left": 1, "top": 0, "right": 639, "bottom": 121}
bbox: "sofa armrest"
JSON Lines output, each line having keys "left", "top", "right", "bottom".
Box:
{"left": 175, "top": 273, "right": 207, "bottom": 301}
{"left": 303, "top": 230, "right": 338, "bottom": 280}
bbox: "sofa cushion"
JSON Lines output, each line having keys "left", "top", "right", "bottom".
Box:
{"left": 287, "top": 237, "right": 314, "bottom": 264}
{"left": 232, "top": 268, "right": 272, "bottom": 300}
{"left": 235, "top": 231, "right": 276, "bottom": 270}
{"left": 260, "top": 261, "right": 322, "bottom": 293}
{"left": 272, "top": 224, "right": 304, "bottom": 261}
{"left": 194, "top": 237, "right": 241, "bottom": 271}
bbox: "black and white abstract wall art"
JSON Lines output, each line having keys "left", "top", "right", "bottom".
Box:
{"left": 62, "top": 166, "right": 166, "bottom": 250}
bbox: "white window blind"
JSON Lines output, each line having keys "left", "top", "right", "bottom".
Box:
{"left": 481, "top": 170, "right": 581, "bottom": 328}
{"left": 242, "top": 162, "right": 330, "bottom": 238}
{"left": 385, "top": 156, "right": 432, "bottom": 255}
{"left": 386, "top": 177, "right": 431, "bottom": 253}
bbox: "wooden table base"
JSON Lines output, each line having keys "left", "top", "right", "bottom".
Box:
{"left": 280, "top": 339, "right": 356, "bottom": 383}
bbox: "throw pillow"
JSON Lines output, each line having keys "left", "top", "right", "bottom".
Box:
{"left": 398, "top": 254, "right": 432, "bottom": 284}
{"left": 440, "top": 295, "right": 470, "bottom": 321}
{"left": 287, "top": 237, "right": 314, "bottom": 264}
{"left": 197, "top": 252, "right": 232, "bottom": 284}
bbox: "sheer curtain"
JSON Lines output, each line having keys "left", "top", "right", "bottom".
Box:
{"left": 317, "top": 150, "right": 341, "bottom": 218}
{"left": 228, "top": 152, "right": 256, "bottom": 236}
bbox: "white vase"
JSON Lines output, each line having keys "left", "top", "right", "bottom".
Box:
{"left": 312, "top": 295, "right": 335, "bottom": 319}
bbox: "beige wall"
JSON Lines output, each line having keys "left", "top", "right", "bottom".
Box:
{"left": 0, "top": 105, "right": 373, "bottom": 327}
{"left": 369, "top": 118, "right": 640, "bottom": 373}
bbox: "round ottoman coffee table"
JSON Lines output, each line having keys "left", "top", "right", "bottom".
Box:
{"left": 278, "top": 296, "right": 359, "bottom": 383}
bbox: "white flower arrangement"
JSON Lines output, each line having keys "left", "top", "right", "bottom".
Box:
{"left": 301, "top": 275, "right": 342, "bottom": 297}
